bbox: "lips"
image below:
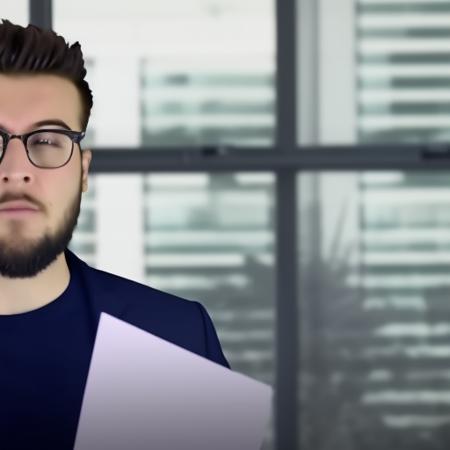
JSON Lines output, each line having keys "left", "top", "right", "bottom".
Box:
{"left": 0, "top": 201, "right": 39, "bottom": 211}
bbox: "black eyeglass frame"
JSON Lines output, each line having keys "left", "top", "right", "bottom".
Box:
{"left": 0, "top": 128, "right": 86, "bottom": 169}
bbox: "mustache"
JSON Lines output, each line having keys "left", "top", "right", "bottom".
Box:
{"left": 0, "top": 193, "right": 41, "bottom": 209}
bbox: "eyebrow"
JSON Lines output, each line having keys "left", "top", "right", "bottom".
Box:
{"left": 0, "top": 119, "right": 73, "bottom": 133}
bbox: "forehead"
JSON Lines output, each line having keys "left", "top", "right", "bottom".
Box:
{"left": 0, "top": 74, "right": 82, "bottom": 131}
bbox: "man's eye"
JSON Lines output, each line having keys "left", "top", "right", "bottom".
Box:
{"left": 31, "top": 136, "right": 60, "bottom": 147}
{"left": 29, "top": 132, "right": 67, "bottom": 148}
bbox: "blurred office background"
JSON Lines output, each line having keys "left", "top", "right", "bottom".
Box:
{"left": 5, "top": 0, "right": 450, "bottom": 449}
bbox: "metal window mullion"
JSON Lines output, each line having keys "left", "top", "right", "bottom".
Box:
{"left": 275, "top": 0, "right": 299, "bottom": 449}
{"left": 274, "top": 171, "right": 298, "bottom": 450}
{"left": 29, "top": 0, "right": 52, "bottom": 30}
{"left": 86, "top": 146, "right": 450, "bottom": 172}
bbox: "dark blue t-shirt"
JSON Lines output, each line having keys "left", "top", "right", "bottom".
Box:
{"left": 0, "top": 263, "right": 97, "bottom": 449}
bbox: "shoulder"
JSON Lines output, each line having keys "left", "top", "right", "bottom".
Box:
{"left": 67, "top": 248, "right": 204, "bottom": 329}
{"left": 65, "top": 248, "right": 230, "bottom": 368}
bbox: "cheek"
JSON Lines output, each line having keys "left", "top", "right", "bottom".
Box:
{"left": 45, "top": 174, "right": 79, "bottom": 215}
{"left": 33, "top": 151, "right": 82, "bottom": 220}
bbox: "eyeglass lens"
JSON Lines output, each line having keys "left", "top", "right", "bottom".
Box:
{"left": 0, "top": 131, "right": 73, "bottom": 168}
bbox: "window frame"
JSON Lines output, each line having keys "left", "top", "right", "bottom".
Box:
{"left": 30, "top": 1, "right": 450, "bottom": 449}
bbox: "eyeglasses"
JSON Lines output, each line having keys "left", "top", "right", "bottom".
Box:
{"left": 0, "top": 128, "right": 85, "bottom": 169}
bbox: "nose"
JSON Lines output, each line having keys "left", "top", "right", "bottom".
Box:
{"left": 0, "top": 137, "right": 34, "bottom": 184}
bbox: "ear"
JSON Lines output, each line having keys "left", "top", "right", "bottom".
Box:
{"left": 81, "top": 149, "right": 92, "bottom": 193}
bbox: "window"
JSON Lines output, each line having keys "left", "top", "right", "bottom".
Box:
{"left": 23, "top": 1, "right": 450, "bottom": 449}
{"left": 54, "top": 0, "right": 275, "bottom": 148}
{"left": 299, "top": 171, "right": 450, "bottom": 449}
{"left": 0, "top": 1, "right": 28, "bottom": 27}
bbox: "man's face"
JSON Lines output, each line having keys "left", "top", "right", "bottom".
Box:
{"left": 0, "top": 74, "right": 92, "bottom": 278}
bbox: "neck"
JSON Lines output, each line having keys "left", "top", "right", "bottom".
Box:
{"left": 0, "top": 252, "right": 70, "bottom": 315}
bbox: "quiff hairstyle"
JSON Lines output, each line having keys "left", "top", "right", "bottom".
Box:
{"left": 0, "top": 19, "right": 93, "bottom": 130}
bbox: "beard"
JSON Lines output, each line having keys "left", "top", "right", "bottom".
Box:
{"left": 0, "top": 177, "right": 82, "bottom": 278}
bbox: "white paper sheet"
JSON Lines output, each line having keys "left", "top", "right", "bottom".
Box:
{"left": 74, "top": 312, "right": 272, "bottom": 450}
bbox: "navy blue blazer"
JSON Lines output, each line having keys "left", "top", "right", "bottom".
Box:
{"left": 64, "top": 248, "right": 230, "bottom": 369}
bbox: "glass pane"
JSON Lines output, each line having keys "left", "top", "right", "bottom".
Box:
{"left": 357, "top": 1, "right": 450, "bottom": 143}
{"left": 298, "top": 171, "right": 450, "bottom": 449}
{"left": 71, "top": 172, "right": 275, "bottom": 448}
{"left": 298, "top": 0, "right": 450, "bottom": 145}
{"left": 0, "top": 1, "right": 28, "bottom": 27}
{"left": 54, "top": 0, "right": 275, "bottom": 148}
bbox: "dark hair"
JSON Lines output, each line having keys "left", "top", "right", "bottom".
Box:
{"left": 0, "top": 19, "right": 93, "bottom": 130}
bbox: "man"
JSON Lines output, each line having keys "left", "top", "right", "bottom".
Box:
{"left": 0, "top": 19, "right": 229, "bottom": 449}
